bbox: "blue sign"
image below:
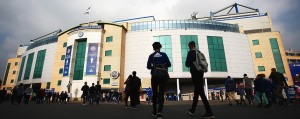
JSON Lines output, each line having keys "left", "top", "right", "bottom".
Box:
{"left": 63, "top": 46, "right": 72, "bottom": 76}
{"left": 86, "top": 43, "right": 98, "bottom": 75}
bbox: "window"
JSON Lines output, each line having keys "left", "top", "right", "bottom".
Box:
{"left": 180, "top": 35, "right": 198, "bottom": 72}
{"left": 57, "top": 80, "right": 62, "bottom": 86}
{"left": 73, "top": 40, "right": 87, "bottom": 80}
{"left": 106, "top": 36, "right": 113, "bottom": 42}
{"left": 255, "top": 52, "right": 262, "bottom": 58}
{"left": 33, "top": 50, "right": 46, "bottom": 79}
{"left": 18, "top": 56, "right": 26, "bottom": 81}
{"left": 10, "top": 80, "right": 14, "bottom": 83}
{"left": 3, "top": 63, "right": 11, "bottom": 85}
{"left": 59, "top": 68, "right": 63, "bottom": 74}
{"left": 258, "top": 66, "right": 265, "bottom": 72}
{"left": 15, "top": 62, "right": 18, "bottom": 66}
{"left": 252, "top": 40, "right": 259, "bottom": 45}
{"left": 24, "top": 53, "right": 35, "bottom": 80}
{"left": 207, "top": 36, "right": 227, "bottom": 72}
{"left": 63, "top": 42, "right": 67, "bottom": 47}
{"left": 46, "top": 82, "right": 51, "bottom": 89}
{"left": 103, "top": 78, "right": 110, "bottom": 84}
{"left": 270, "top": 38, "right": 285, "bottom": 73}
{"left": 61, "top": 55, "right": 65, "bottom": 60}
{"left": 13, "top": 70, "right": 16, "bottom": 74}
{"left": 153, "top": 35, "right": 173, "bottom": 72}
{"left": 105, "top": 50, "right": 112, "bottom": 56}
{"left": 104, "top": 65, "right": 111, "bottom": 71}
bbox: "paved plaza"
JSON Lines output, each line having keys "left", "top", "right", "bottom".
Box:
{"left": 0, "top": 100, "right": 299, "bottom": 119}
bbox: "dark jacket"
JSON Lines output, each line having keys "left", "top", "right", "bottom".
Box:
{"left": 81, "top": 85, "right": 89, "bottom": 95}
{"left": 225, "top": 79, "right": 236, "bottom": 92}
{"left": 147, "top": 51, "right": 171, "bottom": 75}
{"left": 254, "top": 78, "right": 267, "bottom": 93}
{"left": 269, "top": 71, "right": 288, "bottom": 86}
{"left": 89, "top": 86, "right": 95, "bottom": 95}
{"left": 185, "top": 49, "right": 199, "bottom": 74}
{"left": 95, "top": 84, "right": 101, "bottom": 93}
{"left": 130, "top": 76, "right": 141, "bottom": 91}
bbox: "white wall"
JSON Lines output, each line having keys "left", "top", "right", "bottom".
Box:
{"left": 125, "top": 29, "right": 255, "bottom": 80}
{"left": 18, "top": 43, "right": 57, "bottom": 84}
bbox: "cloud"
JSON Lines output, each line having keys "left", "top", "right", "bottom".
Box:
{"left": 0, "top": 0, "right": 299, "bottom": 79}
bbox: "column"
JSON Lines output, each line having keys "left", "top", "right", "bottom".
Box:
{"left": 176, "top": 78, "right": 180, "bottom": 101}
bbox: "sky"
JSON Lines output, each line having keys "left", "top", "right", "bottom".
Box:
{"left": 0, "top": 0, "right": 299, "bottom": 79}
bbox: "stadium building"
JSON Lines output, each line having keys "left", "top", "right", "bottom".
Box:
{"left": 1, "top": 3, "right": 293, "bottom": 100}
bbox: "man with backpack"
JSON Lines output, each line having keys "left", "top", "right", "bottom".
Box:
{"left": 185, "top": 41, "right": 214, "bottom": 119}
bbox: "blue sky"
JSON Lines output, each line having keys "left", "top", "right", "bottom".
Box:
{"left": 0, "top": 0, "right": 299, "bottom": 79}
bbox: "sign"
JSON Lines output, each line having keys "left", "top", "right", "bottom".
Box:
{"left": 110, "top": 71, "right": 120, "bottom": 79}
{"left": 111, "top": 82, "right": 118, "bottom": 86}
{"left": 68, "top": 25, "right": 102, "bottom": 34}
{"left": 63, "top": 46, "right": 72, "bottom": 76}
{"left": 78, "top": 31, "right": 84, "bottom": 37}
{"left": 86, "top": 43, "right": 98, "bottom": 75}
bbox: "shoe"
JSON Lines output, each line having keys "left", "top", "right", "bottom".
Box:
{"left": 157, "top": 113, "right": 164, "bottom": 119}
{"left": 187, "top": 109, "right": 194, "bottom": 116}
{"left": 200, "top": 113, "right": 215, "bottom": 119}
{"left": 152, "top": 112, "right": 157, "bottom": 118}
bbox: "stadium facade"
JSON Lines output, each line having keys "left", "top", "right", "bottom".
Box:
{"left": 1, "top": 3, "right": 293, "bottom": 100}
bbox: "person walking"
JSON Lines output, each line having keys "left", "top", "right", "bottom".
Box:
{"left": 24, "top": 86, "right": 33, "bottom": 104}
{"left": 147, "top": 87, "right": 153, "bottom": 105}
{"left": 237, "top": 83, "right": 246, "bottom": 106}
{"left": 11, "top": 86, "right": 17, "bottom": 104}
{"left": 220, "top": 89, "right": 224, "bottom": 102}
{"left": 89, "top": 83, "right": 96, "bottom": 105}
{"left": 81, "top": 82, "right": 89, "bottom": 106}
{"left": 243, "top": 74, "right": 254, "bottom": 105}
{"left": 16, "top": 83, "right": 25, "bottom": 105}
{"left": 0, "top": 88, "right": 7, "bottom": 104}
{"left": 130, "top": 71, "right": 141, "bottom": 109}
{"left": 225, "top": 76, "right": 239, "bottom": 106}
{"left": 185, "top": 41, "right": 214, "bottom": 118}
{"left": 124, "top": 75, "right": 132, "bottom": 108}
{"left": 95, "top": 81, "right": 101, "bottom": 105}
{"left": 147, "top": 42, "right": 171, "bottom": 119}
{"left": 268, "top": 68, "right": 288, "bottom": 105}
{"left": 254, "top": 74, "right": 270, "bottom": 108}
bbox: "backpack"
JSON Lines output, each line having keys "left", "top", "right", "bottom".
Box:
{"left": 193, "top": 49, "right": 208, "bottom": 73}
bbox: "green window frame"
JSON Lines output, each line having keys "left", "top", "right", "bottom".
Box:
{"left": 61, "top": 55, "right": 65, "bottom": 60}
{"left": 252, "top": 40, "right": 259, "bottom": 45}
{"left": 24, "top": 53, "right": 35, "bottom": 80}
{"left": 73, "top": 40, "right": 87, "bottom": 80}
{"left": 104, "top": 65, "right": 111, "bottom": 71}
{"left": 15, "top": 62, "right": 18, "bottom": 66}
{"left": 103, "top": 78, "right": 110, "bottom": 84}
{"left": 46, "top": 82, "right": 51, "bottom": 89}
{"left": 3, "top": 63, "right": 11, "bottom": 85}
{"left": 270, "top": 38, "right": 285, "bottom": 73}
{"left": 13, "top": 70, "right": 16, "bottom": 74}
{"left": 255, "top": 52, "right": 262, "bottom": 58}
{"left": 10, "top": 79, "right": 14, "bottom": 83}
{"left": 33, "top": 50, "right": 46, "bottom": 79}
{"left": 57, "top": 80, "right": 62, "bottom": 86}
{"left": 153, "top": 35, "right": 173, "bottom": 72}
{"left": 105, "top": 50, "right": 112, "bottom": 56}
{"left": 180, "top": 35, "right": 198, "bottom": 72}
{"left": 63, "top": 42, "right": 67, "bottom": 47}
{"left": 18, "top": 56, "right": 26, "bottom": 81}
{"left": 59, "top": 68, "right": 63, "bottom": 74}
{"left": 207, "top": 36, "right": 227, "bottom": 72}
{"left": 258, "top": 66, "right": 265, "bottom": 72}
{"left": 106, "top": 36, "right": 113, "bottom": 42}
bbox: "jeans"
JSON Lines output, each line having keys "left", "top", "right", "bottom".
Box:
{"left": 151, "top": 76, "right": 166, "bottom": 114}
{"left": 190, "top": 72, "right": 213, "bottom": 114}
{"left": 255, "top": 92, "right": 268, "bottom": 105}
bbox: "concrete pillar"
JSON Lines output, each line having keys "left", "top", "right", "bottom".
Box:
{"left": 204, "top": 78, "right": 208, "bottom": 100}
{"left": 176, "top": 78, "right": 180, "bottom": 101}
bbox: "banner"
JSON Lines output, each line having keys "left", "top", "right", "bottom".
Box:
{"left": 63, "top": 45, "right": 72, "bottom": 76}
{"left": 86, "top": 43, "right": 98, "bottom": 75}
